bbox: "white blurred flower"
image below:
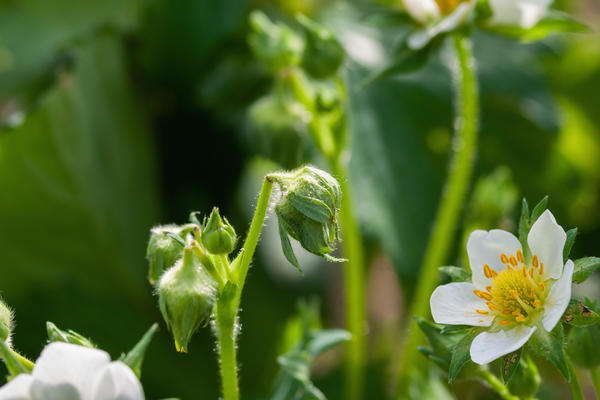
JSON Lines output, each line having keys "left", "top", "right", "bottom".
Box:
{"left": 488, "top": 0, "right": 552, "bottom": 29}
{"left": 430, "top": 210, "right": 573, "bottom": 364}
{"left": 0, "top": 342, "right": 144, "bottom": 400}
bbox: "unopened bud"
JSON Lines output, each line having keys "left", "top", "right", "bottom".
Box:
{"left": 248, "top": 10, "right": 304, "bottom": 71}
{"left": 270, "top": 166, "right": 343, "bottom": 270}
{"left": 146, "top": 224, "right": 194, "bottom": 284}
{"left": 46, "top": 322, "right": 95, "bottom": 348}
{"left": 158, "top": 247, "right": 217, "bottom": 352}
{"left": 296, "top": 14, "right": 344, "bottom": 79}
{"left": 0, "top": 300, "right": 13, "bottom": 345}
{"left": 201, "top": 208, "right": 237, "bottom": 255}
{"left": 507, "top": 357, "right": 541, "bottom": 398}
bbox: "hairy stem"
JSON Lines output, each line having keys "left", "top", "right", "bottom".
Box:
{"left": 477, "top": 369, "right": 519, "bottom": 400}
{"left": 215, "top": 296, "right": 239, "bottom": 400}
{"left": 396, "top": 32, "right": 479, "bottom": 393}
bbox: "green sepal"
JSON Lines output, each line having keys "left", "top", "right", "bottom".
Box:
{"left": 0, "top": 340, "right": 30, "bottom": 377}
{"left": 439, "top": 266, "right": 471, "bottom": 282}
{"left": 517, "top": 196, "right": 549, "bottom": 259}
{"left": 530, "top": 195, "right": 549, "bottom": 223}
{"left": 288, "top": 192, "right": 333, "bottom": 225}
{"left": 120, "top": 323, "right": 158, "bottom": 379}
{"left": 276, "top": 209, "right": 302, "bottom": 273}
{"left": 501, "top": 347, "right": 522, "bottom": 384}
{"left": 562, "top": 299, "right": 600, "bottom": 327}
{"left": 563, "top": 228, "right": 577, "bottom": 263}
{"left": 46, "top": 322, "right": 96, "bottom": 348}
{"left": 530, "top": 323, "right": 569, "bottom": 380}
{"left": 323, "top": 254, "right": 347, "bottom": 263}
{"left": 484, "top": 10, "right": 589, "bottom": 41}
{"left": 448, "top": 328, "right": 478, "bottom": 383}
{"left": 572, "top": 257, "right": 600, "bottom": 284}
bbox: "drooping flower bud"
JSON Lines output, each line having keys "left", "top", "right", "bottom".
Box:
{"left": 146, "top": 224, "right": 194, "bottom": 285}
{"left": 158, "top": 247, "right": 217, "bottom": 352}
{"left": 46, "top": 322, "right": 96, "bottom": 348}
{"left": 507, "top": 357, "right": 541, "bottom": 398}
{"left": 269, "top": 165, "right": 343, "bottom": 270}
{"left": 248, "top": 10, "right": 304, "bottom": 71}
{"left": 296, "top": 14, "right": 344, "bottom": 79}
{"left": 201, "top": 208, "right": 237, "bottom": 255}
{"left": 0, "top": 300, "right": 13, "bottom": 345}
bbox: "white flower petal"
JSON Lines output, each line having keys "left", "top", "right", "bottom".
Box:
{"left": 542, "top": 259, "right": 574, "bottom": 332}
{"left": 30, "top": 381, "right": 80, "bottom": 400}
{"left": 528, "top": 210, "right": 566, "bottom": 280}
{"left": 91, "top": 362, "right": 144, "bottom": 400}
{"left": 489, "top": 0, "right": 551, "bottom": 29}
{"left": 470, "top": 325, "right": 536, "bottom": 365}
{"left": 403, "top": 0, "right": 441, "bottom": 23}
{"left": 467, "top": 229, "right": 522, "bottom": 289}
{"left": 430, "top": 282, "right": 494, "bottom": 327}
{"left": 32, "top": 343, "right": 110, "bottom": 399}
{"left": 0, "top": 374, "right": 33, "bottom": 400}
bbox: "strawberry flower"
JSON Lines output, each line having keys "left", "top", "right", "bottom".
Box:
{"left": 0, "top": 342, "right": 144, "bottom": 400}
{"left": 430, "top": 210, "right": 573, "bottom": 364}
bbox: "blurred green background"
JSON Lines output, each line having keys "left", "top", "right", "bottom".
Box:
{"left": 0, "top": 0, "right": 599, "bottom": 398}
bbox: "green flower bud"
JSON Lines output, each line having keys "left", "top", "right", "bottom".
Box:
{"left": 567, "top": 324, "right": 600, "bottom": 369}
{"left": 158, "top": 247, "right": 217, "bottom": 352}
{"left": 296, "top": 14, "right": 345, "bottom": 79}
{"left": 146, "top": 224, "right": 194, "bottom": 285}
{"left": 507, "top": 357, "right": 541, "bottom": 398}
{"left": 201, "top": 208, "right": 237, "bottom": 255}
{"left": 46, "top": 322, "right": 96, "bottom": 348}
{"left": 270, "top": 166, "right": 343, "bottom": 270}
{"left": 248, "top": 10, "right": 304, "bottom": 71}
{"left": 0, "top": 300, "right": 13, "bottom": 345}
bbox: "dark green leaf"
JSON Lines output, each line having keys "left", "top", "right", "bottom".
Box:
{"left": 563, "top": 228, "right": 578, "bottom": 262}
{"left": 439, "top": 266, "right": 471, "bottom": 282}
{"left": 448, "top": 329, "right": 477, "bottom": 383}
{"left": 562, "top": 299, "right": 600, "bottom": 327}
{"left": 501, "top": 348, "right": 522, "bottom": 384}
{"left": 573, "top": 257, "right": 600, "bottom": 283}
{"left": 120, "top": 323, "right": 159, "bottom": 379}
{"left": 276, "top": 211, "right": 302, "bottom": 272}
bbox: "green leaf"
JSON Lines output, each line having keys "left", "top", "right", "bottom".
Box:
{"left": 485, "top": 10, "right": 589, "bottom": 41}
{"left": 573, "top": 257, "right": 600, "bottom": 283}
{"left": 439, "top": 266, "right": 471, "bottom": 282}
{"left": 563, "top": 228, "right": 578, "bottom": 262}
{"left": 120, "top": 323, "right": 159, "bottom": 379}
{"left": 531, "top": 324, "right": 570, "bottom": 380}
{"left": 501, "top": 348, "right": 522, "bottom": 384}
{"left": 306, "top": 329, "right": 351, "bottom": 357}
{"left": 278, "top": 350, "right": 312, "bottom": 384}
{"left": 448, "top": 329, "right": 477, "bottom": 383}
{"left": 276, "top": 210, "right": 302, "bottom": 272}
{"left": 562, "top": 299, "right": 600, "bottom": 327}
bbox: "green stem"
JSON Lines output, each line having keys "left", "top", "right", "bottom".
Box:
{"left": 331, "top": 157, "right": 366, "bottom": 400}
{"left": 590, "top": 367, "right": 600, "bottom": 400}
{"left": 477, "top": 369, "right": 519, "bottom": 400}
{"left": 213, "top": 177, "right": 274, "bottom": 400}
{"left": 396, "top": 32, "right": 479, "bottom": 393}
{"left": 567, "top": 357, "right": 584, "bottom": 400}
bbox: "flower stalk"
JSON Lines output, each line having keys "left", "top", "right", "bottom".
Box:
{"left": 567, "top": 356, "right": 584, "bottom": 400}
{"left": 477, "top": 369, "right": 519, "bottom": 400}
{"left": 590, "top": 367, "right": 600, "bottom": 400}
{"left": 396, "top": 31, "right": 479, "bottom": 392}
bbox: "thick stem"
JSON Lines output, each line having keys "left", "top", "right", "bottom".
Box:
{"left": 590, "top": 367, "right": 600, "bottom": 400}
{"left": 396, "top": 33, "right": 479, "bottom": 393}
{"left": 331, "top": 157, "right": 366, "bottom": 400}
{"left": 567, "top": 357, "right": 584, "bottom": 400}
{"left": 215, "top": 298, "right": 239, "bottom": 400}
{"left": 477, "top": 369, "right": 519, "bottom": 400}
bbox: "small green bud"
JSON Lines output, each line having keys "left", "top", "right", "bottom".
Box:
{"left": 248, "top": 10, "right": 304, "bottom": 71}
{"left": 507, "top": 357, "right": 541, "bottom": 398}
{"left": 296, "top": 14, "right": 345, "bottom": 79}
{"left": 567, "top": 323, "right": 600, "bottom": 369}
{"left": 46, "top": 322, "right": 96, "bottom": 348}
{"left": 270, "top": 166, "right": 343, "bottom": 270}
{"left": 158, "top": 247, "right": 217, "bottom": 352}
{"left": 0, "top": 300, "right": 13, "bottom": 345}
{"left": 201, "top": 207, "right": 237, "bottom": 255}
{"left": 146, "top": 224, "right": 194, "bottom": 285}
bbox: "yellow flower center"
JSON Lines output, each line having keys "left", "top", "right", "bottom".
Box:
{"left": 434, "top": 0, "right": 466, "bottom": 15}
{"left": 473, "top": 250, "right": 549, "bottom": 326}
